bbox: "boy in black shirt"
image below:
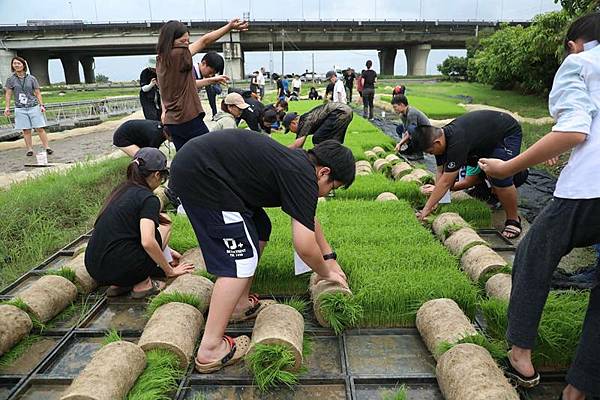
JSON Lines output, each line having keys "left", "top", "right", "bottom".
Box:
{"left": 412, "top": 110, "right": 524, "bottom": 238}
{"left": 113, "top": 119, "right": 171, "bottom": 157}
{"left": 169, "top": 130, "right": 354, "bottom": 373}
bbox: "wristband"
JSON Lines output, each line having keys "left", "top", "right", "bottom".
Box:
{"left": 323, "top": 252, "right": 337, "bottom": 261}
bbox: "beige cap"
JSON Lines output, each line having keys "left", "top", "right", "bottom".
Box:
{"left": 224, "top": 93, "right": 250, "bottom": 109}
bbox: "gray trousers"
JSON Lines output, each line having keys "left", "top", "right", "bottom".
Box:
{"left": 507, "top": 197, "right": 600, "bottom": 395}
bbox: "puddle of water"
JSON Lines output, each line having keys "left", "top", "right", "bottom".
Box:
{"left": 16, "top": 383, "right": 69, "bottom": 400}
{"left": 84, "top": 302, "right": 148, "bottom": 331}
{"left": 185, "top": 384, "right": 347, "bottom": 399}
{"left": 355, "top": 383, "right": 443, "bottom": 400}
{"left": 4, "top": 275, "right": 41, "bottom": 296}
{"left": 0, "top": 338, "right": 59, "bottom": 375}
{"left": 43, "top": 337, "right": 104, "bottom": 377}
{"left": 346, "top": 334, "right": 436, "bottom": 377}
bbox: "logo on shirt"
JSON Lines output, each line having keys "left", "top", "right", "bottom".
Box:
{"left": 223, "top": 238, "right": 244, "bottom": 250}
{"left": 447, "top": 162, "right": 456, "bottom": 169}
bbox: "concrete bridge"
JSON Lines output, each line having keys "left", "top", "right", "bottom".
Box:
{"left": 0, "top": 19, "right": 529, "bottom": 85}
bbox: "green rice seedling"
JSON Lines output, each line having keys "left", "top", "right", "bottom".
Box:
{"left": 193, "top": 268, "right": 216, "bottom": 282}
{"left": 441, "top": 222, "right": 472, "bottom": 241}
{"left": 437, "top": 199, "right": 492, "bottom": 229}
{"left": 480, "top": 292, "right": 588, "bottom": 368}
{"left": 436, "top": 333, "right": 507, "bottom": 361}
{"left": 477, "top": 266, "right": 512, "bottom": 289}
{"left": 2, "top": 298, "right": 45, "bottom": 331}
{"left": 168, "top": 214, "right": 199, "bottom": 254}
{"left": 127, "top": 348, "right": 184, "bottom": 400}
{"left": 381, "top": 385, "right": 408, "bottom": 400}
{"left": 246, "top": 343, "right": 300, "bottom": 391}
{"left": 281, "top": 297, "right": 309, "bottom": 314}
{"left": 46, "top": 294, "right": 94, "bottom": 329}
{"left": 0, "top": 334, "right": 41, "bottom": 370}
{"left": 102, "top": 328, "right": 122, "bottom": 345}
{"left": 318, "top": 291, "right": 363, "bottom": 335}
{"left": 44, "top": 267, "right": 77, "bottom": 283}
{"left": 147, "top": 292, "right": 203, "bottom": 317}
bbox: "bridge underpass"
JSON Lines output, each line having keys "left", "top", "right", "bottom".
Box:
{"left": 0, "top": 20, "right": 528, "bottom": 84}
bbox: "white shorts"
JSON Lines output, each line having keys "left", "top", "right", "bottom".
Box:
{"left": 14, "top": 106, "right": 47, "bottom": 130}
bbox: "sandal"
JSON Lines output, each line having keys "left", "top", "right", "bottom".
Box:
{"left": 45, "top": 148, "right": 53, "bottom": 155}
{"left": 26, "top": 150, "right": 34, "bottom": 156}
{"left": 503, "top": 218, "right": 522, "bottom": 239}
{"left": 229, "top": 294, "right": 277, "bottom": 322}
{"left": 195, "top": 335, "right": 250, "bottom": 373}
{"left": 502, "top": 354, "right": 540, "bottom": 388}
{"left": 106, "top": 285, "right": 132, "bottom": 297}
{"left": 130, "top": 279, "right": 164, "bottom": 299}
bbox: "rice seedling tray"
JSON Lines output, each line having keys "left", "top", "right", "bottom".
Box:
{"left": 476, "top": 229, "right": 516, "bottom": 251}
{"left": 60, "top": 234, "right": 90, "bottom": 257}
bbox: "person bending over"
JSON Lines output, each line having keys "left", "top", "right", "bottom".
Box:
{"left": 113, "top": 119, "right": 171, "bottom": 157}
{"left": 283, "top": 102, "right": 354, "bottom": 149}
{"left": 412, "top": 110, "right": 525, "bottom": 239}
{"left": 169, "top": 130, "right": 354, "bottom": 373}
{"left": 85, "top": 148, "right": 194, "bottom": 298}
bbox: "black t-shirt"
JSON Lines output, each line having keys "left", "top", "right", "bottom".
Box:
{"left": 361, "top": 69, "right": 377, "bottom": 89}
{"left": 139, "top": 67, "right": 158, "bottom": 100}
{"left": 343, "top": 72, "right": 356, "bottom": 87}
{"left": 325, "top": 82, "right": 334, "bottom": 100}
{"left": 239, "top": 97, "right": 265, "bottom": 133}
{"left": 85, "top": 186, "right": 161, "bottom": 276}
{"left": 170, "top": 130, "right": 318, "bottom": 231}
{"left": 435, "top": 110, "right": 521, "bottom": 173}
{"left": 112, "top": 119, "right": 166, "bottom": 148}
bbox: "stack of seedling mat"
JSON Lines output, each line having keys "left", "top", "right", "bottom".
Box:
{"left": 416, "top": 299, "right": 519, "bottom": 400}
{"left": 375, "top": 192, "right": 399, "bottom": 202}
{"left": 391, "top": 161, "right": 412, "bottom": 180}
{"left": 355, "top": 160, "right": 373, "bottom": 176}
{"left": 399, "top": 168, "right": 434, "bottom": 184}
{"left": 308, "top": 273, "right": 361, "bottom": 335}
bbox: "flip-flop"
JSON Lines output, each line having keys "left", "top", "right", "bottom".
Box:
{"left": 502, "top": 354, "right": 540, "bottom": 388}
{"left": 229, "top": 294, "right": 277, "bottom": 322}
{"left": 106, "top": 285, "right": 132, "bottom": 297}
{"left": 130, "top": 279, "right": 164, "bottom": 299}
{"left": 195, "top": 335, "right": 250, "bottom": 373}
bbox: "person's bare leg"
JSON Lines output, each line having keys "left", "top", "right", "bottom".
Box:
{"left": 35, "top": 128, "right": 50, "bottom": 149}
{"left": 196, "top": 277, "right": 251, "bottom": 363}
{"left": 561, "top": 384, "right": 586, "bottom": 400}
{"left": 509, "top": 345, "right": 535, "bottom": 378}
{"left": 494, "top": 184, "right": 519, "bottom": 222}
{"left": 120, "top": 145, "right": 141, "bottom": 158}
{"left": 232, "top": 240, "right": 268, "bottom": 313}
{"left": 132, "top": 277, "right": 165, "bottom": 292}
{"left": 22, "top": 129, "right": 33, "bottom": 152}
{"left": 157, "top": 217, "right": 172, "bottom": 250}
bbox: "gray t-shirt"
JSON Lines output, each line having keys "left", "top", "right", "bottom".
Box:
{"left": 401, "top": 106, "right": 430, "bottom": 128}
{"left": 5, "top": 74, "right": 40, "bottom": 108}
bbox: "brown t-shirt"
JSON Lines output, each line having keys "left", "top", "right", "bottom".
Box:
{"left": 157, "top": 44, "right": 203, "bottom": 125}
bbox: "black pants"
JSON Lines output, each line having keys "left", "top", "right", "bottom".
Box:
{"left": 507, "top": 197, "right": 600, "bottom": 395}
{"left": 362, "top": 88, "right": 375, "bottom": 119}
{"left": 166, "top": 113, "right": 209, "bottom": 150}
{"left": 345, "top": 85, "right": 353, "bottom": 103}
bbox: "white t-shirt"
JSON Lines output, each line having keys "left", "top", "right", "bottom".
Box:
{"left": 292, "top": 78, "right": 301, "bottom": 89}
{"left": 256, "top": 71, "right": 265, "bottom": 86}
{"left": 550, "top": 44, "right": 600, "bottom": 199}
{"left": 333, "top": 79, "right": 347, "bottom": 104}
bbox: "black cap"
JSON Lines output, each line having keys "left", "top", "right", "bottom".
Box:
{"left": 133, "top": 147, "right": 167, "bottom": 171}
{"left": 282, "top": 112, "right": 299, "bottom": 133}
{"left": 325, "top": 70, "right": 337, "bottom": 79}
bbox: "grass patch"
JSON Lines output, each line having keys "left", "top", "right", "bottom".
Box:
{"left": 437, "top": 199, "right": 492, "bottom": 229}
{"left": 318, "top": 292, "right": 363, "bottom": 335}
{"left": 480, "top": 292, "right": 588, "bottom": 368}
{"left": 46, "top": 294, "right": 94, "bottom": 329}
{"left": 281, "top": 297, "right": 309, "bottom": 314}
{"left": 436, "top": 333, "right": 507, "bottom": 362}
{"left": 0, "top": 334, "right": 41, "bottom": 370}
{"left": 44, "top": 267, "right": 76, "bottom": 283}
{"left": 1, "top": 87, "right": 139, "bottom": 108}
{"left": 380, "top": 94, "right": 466, "bottom": 119}
{"left": 127, "top": 348, "right": 184, "bottom": 400}
{"left": 102, "top": 328, "right": 122, "bottom": 345}
{"left": 478, "top": 266, "right": 513, "bottom": 289}
{"left": 334, "top": 174, "right": 425, "bottom": 206}
{"left": 0, "top": 156, "right": 129, "bottom": 289}
{"left": 146, "top": 292, "right": 203, "bottom": 317}
{"left": 2, "top": 298, "right": 44, "bottom": 330}
{"left": 381, "top": 385, "right": 408, "bottom": 400}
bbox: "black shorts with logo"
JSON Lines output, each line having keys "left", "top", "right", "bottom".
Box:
{"left": 183, "top": 205, "right": 272, "bottom": 278}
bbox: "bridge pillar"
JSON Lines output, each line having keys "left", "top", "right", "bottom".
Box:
{"left": 377, "top": 48, "right": 397, "bottom": 76}
{"left": 222, "top": 42, "right": 244, "bottom": 81}
{"left": 0, "top": 50, "right": 17, "bottom": 87}
{"left": 19, "top": 51, "right": 50, "bottom": 86}
{"left": 60, "top": 54, "right": 81, "bottom": 84}
{"left": 80, "top": 55, "right": 95, "bottom": 84}
{"left": 405, "top": 44, "right": 431, "bottom": 76}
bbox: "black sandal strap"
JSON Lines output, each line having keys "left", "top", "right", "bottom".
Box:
{"left": 220, "top": 336, "right": 237, "bottom": 365}
{"left": 505, "top": 218, "right": 522, "bottom": 229}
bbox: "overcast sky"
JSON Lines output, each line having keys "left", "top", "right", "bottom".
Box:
{"left": 0, "top": 0, "right": 562, "bottom": 82}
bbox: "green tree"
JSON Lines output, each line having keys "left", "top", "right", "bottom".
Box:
{"left": 95, "top": 73, "right": 110, "bottom": 83}
{"left": 554, "top": 0, "right": 599, "bottom": 16}
{"left": 437, "top": 56, "right": 468, "bottom": 80}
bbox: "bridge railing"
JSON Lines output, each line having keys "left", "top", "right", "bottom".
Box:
{"left": 0, "top": 96, "right": 140, "bottom": 131}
